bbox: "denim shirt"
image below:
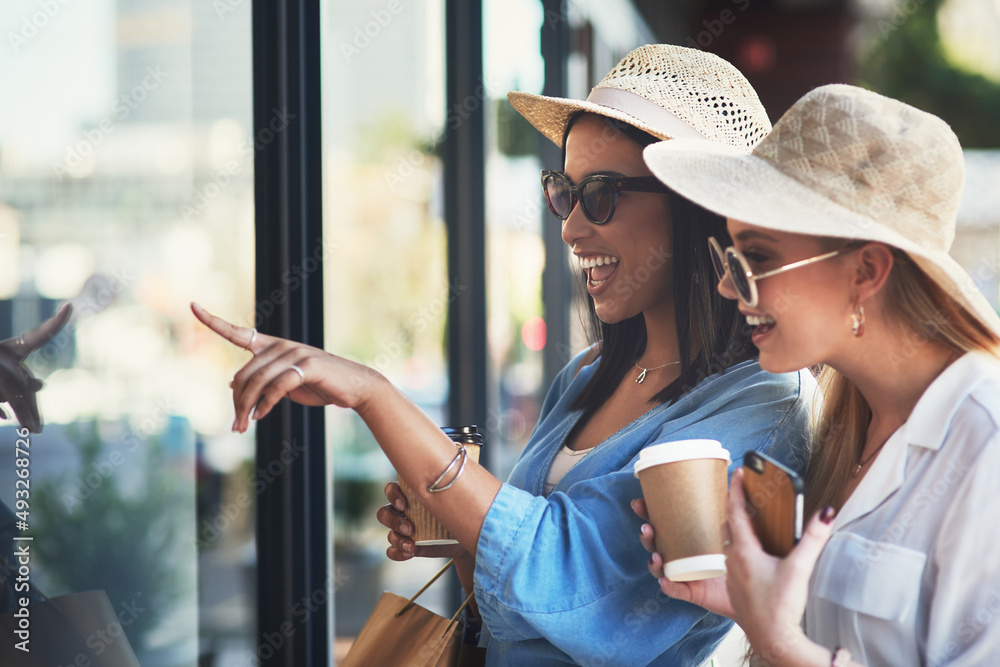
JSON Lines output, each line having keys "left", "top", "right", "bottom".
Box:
{"left": 474, "top": 351, "right": 814, "bottom": 666}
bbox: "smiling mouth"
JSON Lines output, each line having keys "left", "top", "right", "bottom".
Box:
{"left": 580, "top": 255, "right": 619, "bottom": 286}
{"left": 746, "top": 314, "right": 776, "bottom": 338}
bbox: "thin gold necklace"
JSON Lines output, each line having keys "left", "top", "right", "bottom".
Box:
{"left": 852, "top": 434, "right": 891, "bottom": 477}
{"left": 634, "top": 360, "right": 681, "bottom": 384}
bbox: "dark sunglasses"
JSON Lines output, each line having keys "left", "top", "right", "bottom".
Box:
{"left": 541, "top": 170, "right": 670, "bottom": 225}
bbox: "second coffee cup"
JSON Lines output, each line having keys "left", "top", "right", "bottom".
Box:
{"left": 398, "top": 426, "right": 483, "bottom": 545}
{"left": 634, "top": 439, "right": 731, "bottom": 581}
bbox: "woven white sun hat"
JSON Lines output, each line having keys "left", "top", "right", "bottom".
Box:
{"left": 642, "top": 83, "right": 1000, "bottom": 336}
{"left": 507, "top": 44, "right": 771, "bottom": 152}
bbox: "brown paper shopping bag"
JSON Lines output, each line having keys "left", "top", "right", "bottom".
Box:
{"left": 339, "top": 559, "right": 476, "bottom": 667}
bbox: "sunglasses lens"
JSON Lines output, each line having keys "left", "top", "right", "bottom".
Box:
{"left": 543, "top": 174, "right": 573, "bottom": 219}
{"left": 725, "top": 252, "right": 754, "bottom": 303}
{"left": 580, "top": 180, "right": 614, "bottom": 224}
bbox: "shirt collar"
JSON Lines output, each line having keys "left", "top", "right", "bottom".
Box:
{"left": 834, "top": 350, "right": 997, "bottom": 530}
{"left": 899, "top": 351, "right": 997, "bottom": 450}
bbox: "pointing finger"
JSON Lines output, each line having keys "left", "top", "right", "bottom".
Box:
{"left": 191, "top": 302, "right": 262, "bottom": 353}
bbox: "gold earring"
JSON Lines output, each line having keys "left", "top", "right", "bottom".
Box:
{"left": 851, "top": 304, "right": 865, "bottom": 338}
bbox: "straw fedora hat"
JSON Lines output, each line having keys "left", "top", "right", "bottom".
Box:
{"left": 643, "top": 83, "right": 1000, "bottom": 335}
{"left": 507, "top": 44, "right": 771, "bottom": 152}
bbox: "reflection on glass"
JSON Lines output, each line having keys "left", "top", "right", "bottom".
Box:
{"left": 0, "top": 1, "right": 254, "bottom": 664}
{"left": 322, "top": 0, "right": 451, "bottom": 650}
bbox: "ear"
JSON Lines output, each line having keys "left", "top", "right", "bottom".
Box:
{"left": 852, "top": 243, "right": 894, "bottom": 301}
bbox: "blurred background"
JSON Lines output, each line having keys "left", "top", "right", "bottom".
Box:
{"left": 0, "top": 0, "right": 997, "bottom": 665}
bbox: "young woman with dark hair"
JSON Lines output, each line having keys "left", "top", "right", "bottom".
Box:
{"left": 192, "top": 45, "right": 815, "bottom": 665}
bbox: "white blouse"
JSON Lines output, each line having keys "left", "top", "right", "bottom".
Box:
{"left": 543, "top": 444, "right": 595, "bottom": 495}
{"left": 805, "top": 351, "right": 1000, "bottom": 666}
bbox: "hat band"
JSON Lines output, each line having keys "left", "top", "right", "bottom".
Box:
{"left": 586, "top": 87, "right": 708, "bottom": 141}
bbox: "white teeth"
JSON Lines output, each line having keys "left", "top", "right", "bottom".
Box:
{"left": 746, "top": 315, "right": 776, "bottom": 326}
{"left": 579, "top": 256, "right": 620, "bottom": 269}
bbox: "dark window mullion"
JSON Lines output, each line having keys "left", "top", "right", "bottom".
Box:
{"left": 252, "top": 1, "right": 327, "bottom": 665}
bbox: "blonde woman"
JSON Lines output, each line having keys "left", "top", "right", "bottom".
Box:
{"left": 640, "top": 84, "right": 1000, "bottom": 666}
{"left": 194, "top": 46, "right": 816, "bottom": 665}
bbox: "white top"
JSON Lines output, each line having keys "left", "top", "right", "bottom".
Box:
{"left": 543, "top": 444, "right": 595, "bottom": 495}
{"left": 805, "top": 351, "right": 1000, "bottom": 666}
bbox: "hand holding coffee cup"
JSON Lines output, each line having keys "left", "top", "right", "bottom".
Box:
{"left": 634, "top": 439, "right": 731, "bottom": 581}
{"left": 397, "top": 426, "right": 483, "bottom": 545}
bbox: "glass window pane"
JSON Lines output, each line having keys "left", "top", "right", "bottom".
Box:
{"left": 321, "top": 0, "right": 449, "bottom": 655}
{"left": 0, "top": 1, "right": 254, "bottom": 664}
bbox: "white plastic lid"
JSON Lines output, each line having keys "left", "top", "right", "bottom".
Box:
{"left": 415, "top": 538, "right": 460, "bottom": 546}
{"left": 633, "top": 439, "right": 730, "bottom": 476}
{"left": 663, "top": 554, "right": 727, "bottom": 582}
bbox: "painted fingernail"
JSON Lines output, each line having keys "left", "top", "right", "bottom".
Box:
{"left": 820, "top": 506, "right": 836, "bottom": 524}
{"left": 640, "top": 524, "right": 652, "bottom": 538}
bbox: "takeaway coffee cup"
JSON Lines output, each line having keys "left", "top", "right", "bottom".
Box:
{"left": 398, "top": 426, "right": 483, "bottom": 545}
{"left": 633, "top": 439, "right": 731, "bottom": 581}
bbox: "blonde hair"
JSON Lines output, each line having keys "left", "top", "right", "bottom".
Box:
{"left": 804, "top": 248, "right": 1000, "bottom": 518}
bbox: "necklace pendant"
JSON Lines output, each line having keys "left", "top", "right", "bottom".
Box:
{"left": 635, "top": 368, "right": 647, "bottom": 384}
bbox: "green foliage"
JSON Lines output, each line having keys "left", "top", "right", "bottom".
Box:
{"left": 31, "top": 422, "right": 185, "bottom": 651}
{"left": 496, "top": 98, "right": 538, "bottom": 157}
{"left": 857, "top": 0, "right": 1000, "bottom": 148}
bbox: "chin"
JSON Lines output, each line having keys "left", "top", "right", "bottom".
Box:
{"left": 593, "top": 301, "right": 628, "bottom": 325}
{"left": 756, "top": 353, "right": 807, "bottom": 375}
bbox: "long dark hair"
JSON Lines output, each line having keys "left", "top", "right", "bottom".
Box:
{"left": 566, "top": 114, "right": 755, "bottom": 431}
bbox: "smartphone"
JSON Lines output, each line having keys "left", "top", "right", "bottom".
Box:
{"left": 742, "top": 451, "right": 804, "bottom": 557}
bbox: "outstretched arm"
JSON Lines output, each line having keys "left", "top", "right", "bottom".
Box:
{"left": 191, "top": 303, "right": 502, "bottom": 557}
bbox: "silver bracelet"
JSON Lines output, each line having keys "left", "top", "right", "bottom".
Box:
{"left": 427, "top": 443, "right": 468, "bottom": 493}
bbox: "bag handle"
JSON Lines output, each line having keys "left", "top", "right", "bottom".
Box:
{"left": 395, "top": 559, "right": 477, "bottom": 637}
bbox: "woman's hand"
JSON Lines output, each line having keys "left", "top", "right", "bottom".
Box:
{"left": 723, "top": 468, "right": 835, "bottom": 660}
{"left": 191, "top": 303, "right": 385, "bottom": 432}
{"left": 631, "top": 498, "right": 734, "bottom": 619}
{"left": 376, "top": 482, "right": 470, "bottom": 562}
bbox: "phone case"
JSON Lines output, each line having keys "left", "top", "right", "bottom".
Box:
{"left": 742, "top": 451, "right": 804, "bottom": 557}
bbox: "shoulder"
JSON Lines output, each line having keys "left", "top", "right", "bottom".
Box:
{"left": 926, "top": 351, "right": 1000, "bottom": 445}
{"left": 575, "top": 343, "right": 601, "bottom": 377}
{"left": 684, "top": 359, "right": 815, "bottom": 407}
